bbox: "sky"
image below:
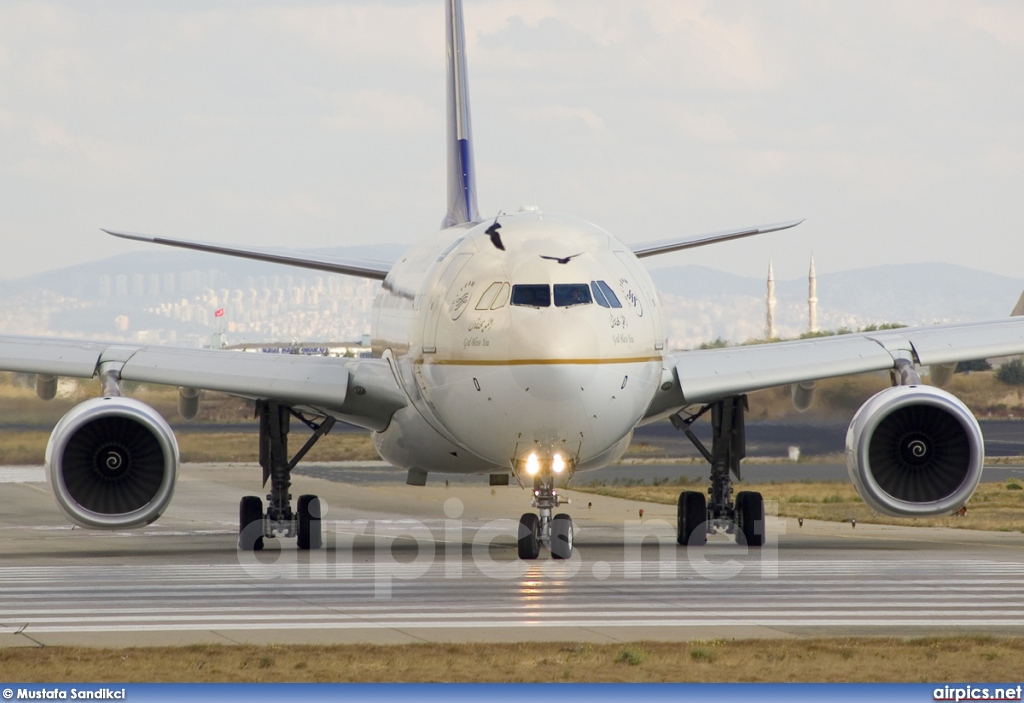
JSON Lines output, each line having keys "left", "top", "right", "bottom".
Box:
{"left": 1, "top": 0, "right": 1023, "bottom": 282}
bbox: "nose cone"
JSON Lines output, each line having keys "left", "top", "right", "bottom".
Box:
{"left": 508, "top": 307, "right": 600, "bottom": 401}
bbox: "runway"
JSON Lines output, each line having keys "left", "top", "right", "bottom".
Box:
{"left": 2, "top": 464, "right": 1024, "bottom": 646}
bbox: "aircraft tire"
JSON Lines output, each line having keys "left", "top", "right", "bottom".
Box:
{"left": 736, "top": 491, "right": 765, "bottom": 547}
{"left": 297, "top": 494, "right": 322, "bottom": 550}
{"left": 518, "top": 513, "right": 541, "bottom": 560}
{"left": 238, "top": 495, "right": 265, "bottom": 552}
{"left": 677, "top": 490, "right": 707, "bottom": 546}
{"left": 550, "top": 513, "right": 574, "bottom": 560}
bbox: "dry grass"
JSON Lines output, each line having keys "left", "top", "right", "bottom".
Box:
{"left": 577, "top": 479, "right": 1024, "bottom": 532}
{"left": 745, "top": 370, "right": 1024, "bottom": 421}
{"left": 0, "top": 372, "right": 380, "bottom": 464}
{"left": 6, "top": 370, "right": 1024, "bottom": 430}
{"left": 2, "top": 638, "right": 1023, "bottom": 682}
{"left": 0, "top": 373, "right": 259, "bottom": 428}
{"left": 0, "top": 431, "right": 380, "bottom": 464}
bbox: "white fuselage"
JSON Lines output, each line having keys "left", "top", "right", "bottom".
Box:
{"left": 370, "top": 210, "right": 665, "bottom": 478}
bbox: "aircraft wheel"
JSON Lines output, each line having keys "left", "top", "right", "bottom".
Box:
{"left": 550, "top": 513, "right": 574, "bottom": 560}
{"left": 297, "top": 494, "right": 322, "bottom": 550}
{"left": 677, "top": 490, "right": 707, "bottom": 546}
{"left": 238, "top": 495, "right": 265, "bottom": 552}
{"left": 517, "top": 513, "right": 541, "bottom": 560}
{"left": 736, "top": 490, "right": 765, "bottom": 547}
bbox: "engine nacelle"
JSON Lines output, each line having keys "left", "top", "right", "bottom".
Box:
{"left": 846, "top": 385, "right": 983, "bottom": 517}
{"left": 791, "top": 381, "right": 816, "bottom": 412}
{"left": 45, "top": 397, "right": 179, "bottom": 529}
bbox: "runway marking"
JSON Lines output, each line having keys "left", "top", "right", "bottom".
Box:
{"left": 7, "top": 619, "right": 1024, "bottom": 634}
{"left": 0, "top": 467, "right": 45, "bottom": 483}
{"left": 1, "top": 558, "right": 1023, "bottom": 636}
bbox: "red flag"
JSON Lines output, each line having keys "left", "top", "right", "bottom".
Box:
{"left": 215, "top": 308, "right": 225, "bottom": 317}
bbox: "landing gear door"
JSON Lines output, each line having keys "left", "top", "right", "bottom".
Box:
{"left": 422, "top": 253, "right": 473, "bottom": 353}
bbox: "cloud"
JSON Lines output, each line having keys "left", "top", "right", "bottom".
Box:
{"left": 523, "top": 104, "right": 606, "bottom": 133}
{"left": 321, "top": 89, "right": 436, "bottom": 135}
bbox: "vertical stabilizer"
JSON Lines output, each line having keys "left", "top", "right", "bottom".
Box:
{"left": 442, "top": 0, "right": 480, "bottom": 228}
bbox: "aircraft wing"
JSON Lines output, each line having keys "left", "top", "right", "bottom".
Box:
{"left": 103, "top": 229, "right": 393, "bottom": 281}
{"left": 0, "top": 336, "right": 406, "bottom": 431}
{"left": 660, "top": 318, "right": 1024, "bottom": 405}
{"left": 630, "top": 220, "right": 803, "bottom": 259}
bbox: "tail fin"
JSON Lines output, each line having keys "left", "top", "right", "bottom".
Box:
{"left": 1012, "top": 290, "right": 1024, "bottom": 317}
{"left": 442, "top": 0, "right": 480, "bottom": 228}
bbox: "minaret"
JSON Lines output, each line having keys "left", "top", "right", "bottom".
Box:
{"left": 808, "top": 255, "right": 818, "bottom": 334}
{"left": 766, "top": 259, "right": 776, "bottom": 340}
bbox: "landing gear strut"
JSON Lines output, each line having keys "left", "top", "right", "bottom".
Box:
{"left": 517, "top": 472, "right": 574, "bottom": 560}
{"left": 672, "top": 395, "right": 764, "bottom": 547}
{"left": 238, "top": 400, "right": 335, "bottom": 551}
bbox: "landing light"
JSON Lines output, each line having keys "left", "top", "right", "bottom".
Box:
{"left": 552, "top": 453, "right": 565, "bottom": 474}
{"left": 526, "top": 453, "right": 540, "bottom": 475}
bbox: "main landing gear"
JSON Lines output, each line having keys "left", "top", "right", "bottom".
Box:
{"left": 671, "top": 395, "right": 765, "bottom": 548}
{"left": 238, "top": 400, "right": 335, "bottom": 551}
{"left": 517, "top": 467, "right": 574, "bottom": 560}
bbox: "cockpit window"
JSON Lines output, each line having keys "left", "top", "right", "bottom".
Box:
{"left": 491, "top": 282, "right": 510, "bottom": 309}
{"left": 511, "top": 284, "right": 551, "bottom": 308}
{"left": 594, "top": 280, "right": 622, "bottom": 308}
{"left": 554, "top": 283, "right": 592, "bottom": 307}
{"left": 476, "top": 282, "right": 502, "bottom": 310}
{"left": 477, "top": 282, "right": 511, "bottom": 310}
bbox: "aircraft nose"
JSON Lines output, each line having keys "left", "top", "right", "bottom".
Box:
{"left": 508, "top": 310, "right": 600, "bottom": 401}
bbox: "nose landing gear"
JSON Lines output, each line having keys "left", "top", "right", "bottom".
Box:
{"left": 517, "top": 470, "right": 574, "bottom": 560}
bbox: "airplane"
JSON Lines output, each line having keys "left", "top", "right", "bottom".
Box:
{"left": 4, "top": 0, "right": 1024, "bottom": 560}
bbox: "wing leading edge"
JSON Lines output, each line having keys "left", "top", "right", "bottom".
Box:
{"left": 631, "top": 220, "right": 803, "bottom": 259}
{"left": 654, "top": 318, "right": 1024, "bottom": 409}
{"left": 0, "top": 336, "right": 406, "bottom": 431}
{"left": 103, "top": 230, "right": 393, "bottom": 281}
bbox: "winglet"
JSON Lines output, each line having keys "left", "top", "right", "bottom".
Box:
{"left": 1012, "top": 290, "right": 1024, "bottom": 317}
{"left": 442, "top": 0, "right": 480, "bottom": 229}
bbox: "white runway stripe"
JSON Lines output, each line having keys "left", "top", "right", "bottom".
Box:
{"left": 6, "top": 618, "right": 1024, "bottom": 634}
{"left": 2, "top": 557, "right": 1022, "bottom": 636}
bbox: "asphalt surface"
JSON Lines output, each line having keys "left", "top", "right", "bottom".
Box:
{"left": 3, "top": 463, "right": 1024, "bottom": 646}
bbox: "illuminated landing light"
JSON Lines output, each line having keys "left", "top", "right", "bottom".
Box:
{"left": 526, "top": 453, "right": 540, "bottom": 475}
{"left": 552, "top": 453, "right": 566, "bottom": 474}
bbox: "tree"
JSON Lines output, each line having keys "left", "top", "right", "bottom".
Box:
{"left": 956, "top": 359, "right": 992, "bottom": 373}
{"left": 996, "top": 358, "right": 1024, "bottom": 385}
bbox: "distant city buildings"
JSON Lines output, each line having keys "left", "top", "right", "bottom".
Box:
{"left": 0, "top": 269, "right": 380, "bottom": 348}
{"left": 2, "top": 255, "right": 1005, "bottom": 352}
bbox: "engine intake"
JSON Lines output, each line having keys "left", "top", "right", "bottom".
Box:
{"left": 846, "top": 385, "right": 983, "bottom": 517}
{"left": 46, "top": 397, "right": 179, "bottom": 529}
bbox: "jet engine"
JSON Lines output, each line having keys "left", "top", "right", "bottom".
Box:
{"left": 45, "top": 397, "right": 179, "bottom": 529}
{"left": 846, "top": 385, "right": 983, "bottom": 517}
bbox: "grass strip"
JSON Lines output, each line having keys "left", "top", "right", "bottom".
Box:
{"left": 2, "top": 638, "right": 1022, "bottom": 682}
{"left": 575, "top": 479, "right": 1024, "bottom": 532}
